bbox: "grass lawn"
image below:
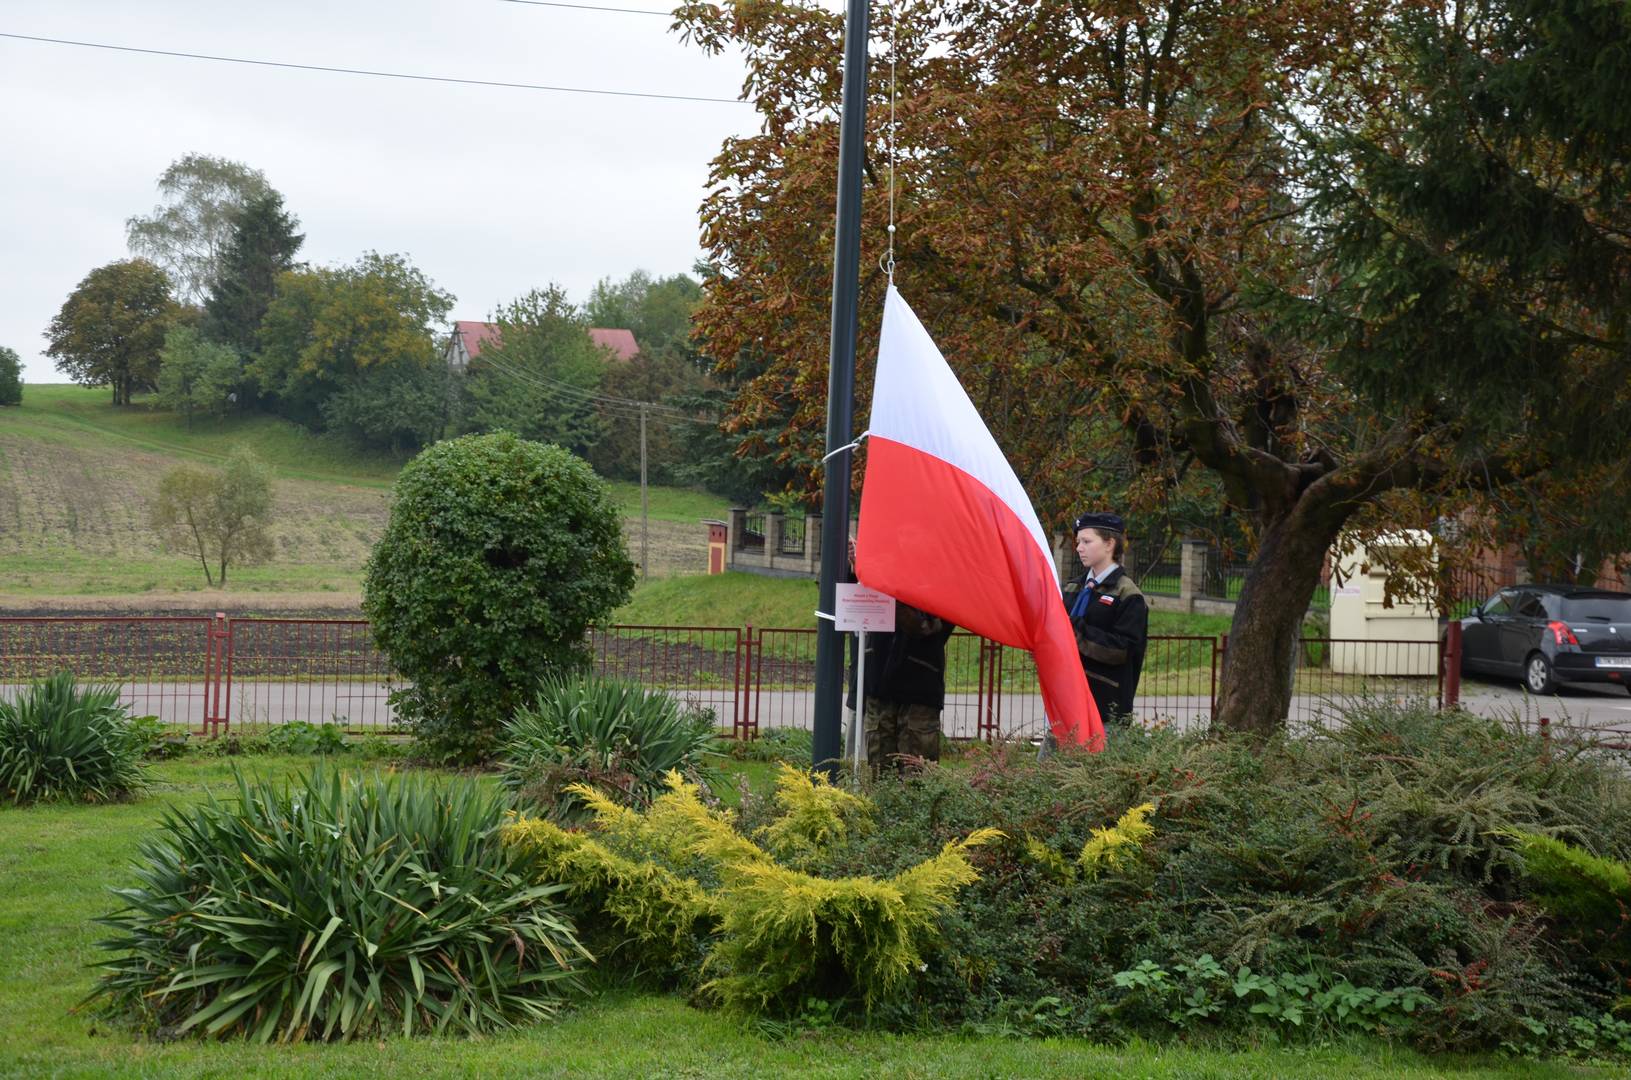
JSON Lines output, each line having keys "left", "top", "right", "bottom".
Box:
{"left": 615, "top": 574, "right": 1244, "bottom": 637}
{"left": 8, "top": 385, "right": 403, "bottom": 487}
{"left": 0, "top": 755, "right": 1593, "bottom": 1079}
{"left": 615, "top": 571, "right": 823, "bottom": 629}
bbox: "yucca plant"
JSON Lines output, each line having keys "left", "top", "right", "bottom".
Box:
{"left": 89, "top": 767, "right": 590, "bottom": 1042}
{"left": 499, "top": 674, "right": 720, "bottom": 820}
{"left": 0, "top": 671, "right": 147, "bottom": 804}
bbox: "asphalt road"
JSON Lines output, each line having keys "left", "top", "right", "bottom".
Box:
{"left": 6, "top": 674, "right": 1628, "bottom": 743}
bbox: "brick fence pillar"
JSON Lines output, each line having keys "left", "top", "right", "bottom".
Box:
{"left": 804, "top": 513, "right": 821, "bottom": 574}
{"left": 1180, "top": 539, "right": 1208, "bottom": 614}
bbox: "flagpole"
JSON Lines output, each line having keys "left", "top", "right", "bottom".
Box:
{"left": 812, "top": 0, "right": 871, "bottom": 777}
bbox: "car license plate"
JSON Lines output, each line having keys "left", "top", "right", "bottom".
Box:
{"left": 1595, "top": 656, "right": 1631, "bottom": 668}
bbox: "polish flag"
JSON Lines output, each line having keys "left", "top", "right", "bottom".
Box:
{"left": 855, "top": 286, "right": 1103, "bottom": 749}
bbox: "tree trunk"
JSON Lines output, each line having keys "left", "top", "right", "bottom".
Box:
{"left": 1212, "top": 506, "right": 1345, "bottom": 738}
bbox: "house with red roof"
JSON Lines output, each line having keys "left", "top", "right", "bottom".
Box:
{"left": 443, "top": 320, "right": 639, "bottom": 371}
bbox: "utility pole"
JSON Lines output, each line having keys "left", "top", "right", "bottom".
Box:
{"left": 639, "top": 403, "right": 649, "bottom": 579}
{"left": 811, "top": 0, "right": 870, "bottom": 776}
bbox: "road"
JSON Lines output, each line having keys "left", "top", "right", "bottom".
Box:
{"left": 5, "top": 675, "right": 1628, "bottom": 743}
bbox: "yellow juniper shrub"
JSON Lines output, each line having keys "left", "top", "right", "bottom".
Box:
{"left": 703, "top": 827, "right": 1003, "bottom": 1013}
{"left": 1024, "top": 835, "right": 1077, "bottom": 883}
{"left": 501, "top": 772, "right": 1002, "bottom": 1015}
{"left": 1079, "top": 801, "right": 1157, "bottom": 878}
{"left": 752, "top": 763, "right": 873, "bottom": 868}
{"left": 501, "top": 814, "right": 712, "bottom": 971}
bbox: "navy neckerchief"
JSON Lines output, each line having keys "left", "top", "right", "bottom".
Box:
{"left": 1070, "top": 570, "right": 1103, "bottom": 618}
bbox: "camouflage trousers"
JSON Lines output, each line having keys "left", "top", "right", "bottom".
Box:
{"left": 860, "top": 696, "right": 942, "bottom": 771}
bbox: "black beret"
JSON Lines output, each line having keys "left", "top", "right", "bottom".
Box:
{"left": 1073, "top": 511, "right": 1126, "bottom": 535}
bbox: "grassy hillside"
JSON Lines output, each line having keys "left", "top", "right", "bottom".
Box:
{"left": 610, "top": 573, "right": 1240, "bottom": 634}
{"left": 0, "top": 386, "right": 726, "bottom": 600}
{"left": 614, "top": 572, "right": 822, "bottom": 628}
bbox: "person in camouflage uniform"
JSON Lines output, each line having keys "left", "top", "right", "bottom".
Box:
{"left": 846, "top": 541, "right": 955, "bottom": 772}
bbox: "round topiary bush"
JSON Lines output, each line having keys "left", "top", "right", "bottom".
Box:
{"left": 363, "top": 433, "right": 636, "bottom": 763}
{"left": 90, "top": 767, "right": 590, "bottom": 1042}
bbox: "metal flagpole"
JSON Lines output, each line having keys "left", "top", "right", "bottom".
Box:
{"left": 811, "top": 0, "right": 871, "bottom": 776}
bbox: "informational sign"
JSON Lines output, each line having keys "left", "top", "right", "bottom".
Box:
{"left": 834, "top": 583, "right": 897, "bottom": 632}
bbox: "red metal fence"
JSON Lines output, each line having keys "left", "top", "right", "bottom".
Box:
{"left": 0, "top": 614, "right": 1473, "bottom": 739}
{"left": 0, "top": 615, "right": 396, "bottom": 733}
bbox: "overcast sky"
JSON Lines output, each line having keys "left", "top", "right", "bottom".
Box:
{"left": 0, "top": 0, "right": 761, "bottom": 383}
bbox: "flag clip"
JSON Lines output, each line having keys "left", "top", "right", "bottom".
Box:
{"left": 822, "top": 430, "right": 870, "bottom": 463}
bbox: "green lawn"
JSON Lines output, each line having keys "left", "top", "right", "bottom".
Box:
{"left": 7, "top": 385, "right": 403, "bottom": 487}
{"left": 0, "top": 546, "right": 364, "bottom": 597}
{"left": 614, "top": 575, "right": 1242, "bottom": 636}
{"left": 604, "top": 479, "right": 729, "bottom": 524}
{"left": 0, "top": 755, "right": 1591, "bottom": 1079}
{"left": 615, "top": 571, "right": 823, "bottom": 628}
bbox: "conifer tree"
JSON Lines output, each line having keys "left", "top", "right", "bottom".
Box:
{"left": 201, "top": 192, "right": 305, "bottom": 358}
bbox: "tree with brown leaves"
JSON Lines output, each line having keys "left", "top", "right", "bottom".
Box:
{"left": 677, "top": 0, "right": 1631, "bottom": 735}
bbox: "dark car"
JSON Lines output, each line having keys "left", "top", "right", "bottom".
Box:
{"left": 1458, "top": 584, "right": 1631, "bottom": 694}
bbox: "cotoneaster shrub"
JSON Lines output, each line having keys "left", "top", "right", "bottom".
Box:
{"left": 363, "top": 433, "right": 635, "bottom": 764}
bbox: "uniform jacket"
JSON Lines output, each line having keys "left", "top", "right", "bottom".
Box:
{"left": 846, "top": 601, "right": 955, "bottom": 710}
{"left": 1062, "top": 565, "right": 1149, "bottom": 719}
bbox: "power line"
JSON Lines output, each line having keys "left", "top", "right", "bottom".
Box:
{"left": 498, "top": 0, "right": 672, "bottom": 16}
{"left": 0, "top": 31, "right": 749, "bottom": 105}
{"left": 474, "top": 352, "right": 718, "bottom": 425}
{"left": 480, "top": 353, "right": 686, "bottom": 418}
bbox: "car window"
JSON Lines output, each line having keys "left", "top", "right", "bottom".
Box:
{"left": 1483, "top": 590, "right": 1514, "bottom": 616}
{"left": 1513, "top": 592, "right": 1548, "bottom": 618}
{"left": 1560, "top": 595, "right": 1631, "bottom": 621}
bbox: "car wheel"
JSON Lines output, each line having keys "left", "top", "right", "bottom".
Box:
{"left": 1524, "top": 652, "right": 1556, "bottom": 695}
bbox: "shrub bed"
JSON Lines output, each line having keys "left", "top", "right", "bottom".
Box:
{"left": 512, "top": 701, "right": 1631, "bottom": 1057}
{"left": 838, "top": 701, "right": 1631, "bottom": 1054}
{"left": 90, "top": 767, "right": 590, "bottom": 1042}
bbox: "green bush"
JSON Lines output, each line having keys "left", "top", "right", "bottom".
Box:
{"left": 0, "top": 672, "right": 147, "bottom": 804}
{"left": 488, "top": 699, "right": 1631, "bottom": 1054}
{"left": 127, "top": 715, "right": 189, "bottom": 759}
{"left": 90, "top": 767, "right": 590, "bottom": 1042}
{"left": 263, "top": 720, "right": 347, "bottom": 755}
{"left": 363, "top": 433, "right": 636, "bottom": 764}
{"left": 499, "top": 674, "right": 719, "bottom": 820}
{"left": 1501, "top": 828, "right": 1631, "bottom": 997}
{"left": 502, "top": 773, "right": 998, "bottom": 1014}
{"left": 823, "top": 701, "right": 1631, "bottom": 1051}
{"left": 727, "top": 727, "right": 813, "bottom": 765}
{"left": 1105, "top": 955, "right": 1431, "bottom": 1035}
{"left": 0, "top": 344, "right": 21, "bottom": 406}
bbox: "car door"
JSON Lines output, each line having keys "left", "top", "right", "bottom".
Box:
{"left": 1502, "top": 589, "right": 1548, "bottom": 671}
{"left": 1462, "top": 589, "right": 1516, "bottom": 674}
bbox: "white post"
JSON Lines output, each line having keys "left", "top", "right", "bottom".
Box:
{"left": 851, "top": 628, "right": 867, "bottom": 785}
